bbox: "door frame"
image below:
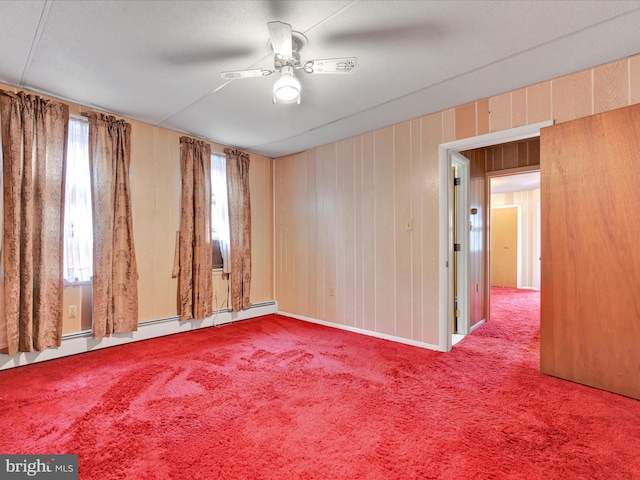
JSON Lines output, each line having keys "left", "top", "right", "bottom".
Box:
{"left": 437, "top": 121, "right": 552, "bottom": 352}
{"left": 451, "top": 152, "right": 470, "bottom": 335}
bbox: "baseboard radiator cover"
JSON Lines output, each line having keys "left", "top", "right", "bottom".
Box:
{"left": 278, "top": 310, "right": 442, "bottom": 352}
{"left": 0, "top": 301, "right": 278, "bottom": 370}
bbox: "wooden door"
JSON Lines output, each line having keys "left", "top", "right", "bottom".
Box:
{"left": 540, "top": 103, "right": 640, "bottom": 400}
{"left": 490, "top": 207, "right": 518, "bottom": 287}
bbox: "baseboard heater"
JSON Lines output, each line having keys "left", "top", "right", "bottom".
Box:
{"left": 0, "top": 301, "right": 278, "bottom": 371}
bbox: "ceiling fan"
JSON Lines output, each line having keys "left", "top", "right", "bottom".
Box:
{"left": 221, "top": 21, "right": 357, "bottom": 105}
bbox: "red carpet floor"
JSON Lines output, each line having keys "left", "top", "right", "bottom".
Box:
{"left": 0, "top": 288, "right": 639, "bottom": 479}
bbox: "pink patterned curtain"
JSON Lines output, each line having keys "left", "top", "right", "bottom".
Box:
{"left": 88, "top": 113, "right": 138, "bottom": 338}
{"left": 225, "top": 148, "right": 251, "bottom": 311}
{"left": 178, "top": 137, "right": 213, "bottom": 320}
{"left": 0, "top": 90, "right": 68, "bottom": 355}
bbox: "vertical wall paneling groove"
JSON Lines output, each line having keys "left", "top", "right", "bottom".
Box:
{"left": 362, "top": 133, "right": 376, "bottom": 332}
{"left": 274, "top": 157, "right": 282, "bottom": 307}
{"left": 275, "top": 157, "right": 282, "bottom": 307}
{"left": 275, "top": 156, "right": 283, "bottom": 308}
{"left": 272, "top": 157, "right": 276, "bottom": 310}
{"left": 348, "top": 138, "right": 357, "bottom": 328}
{"left": 395, "top": 122, "right": 412, "bottom": 338}
{"left": 373, "top": 132, "right": 378, "bottom": 332}
{"left": 627, "top": 58, "right": 633, "bottom": 105}
{"left": 631, "top": 55, "right": 640, "bottom": 104}
{"left": 315, "top": 148, "right": 323, "bottom": 320}
{"left": 591, "top": 69, "right": 595, "bottom": 116}
{"left": 307, "top": 150, "right": 318, "bottom": 319}
{"left": 410, "top": 119, "right": 422, "bottom": 340}
{"left": 328, "top": 143, "right": 338, "bottom": 323}
{"left": 393, "top": 126, "right": 397, "bottom": 337}
{"left": 473, "top": 103, "right": 477, "bottom": 136}
{"left": 294, "top": 153, "right": 306, "bottom": 314}
{"left": 335, "top": 143, "right": 342, "bottom": 324}
{"left": 354, "top": 136, "right": 363, "bottom": 329}
{"left": 549, "top": 80, "right": 554, "bottom": 121}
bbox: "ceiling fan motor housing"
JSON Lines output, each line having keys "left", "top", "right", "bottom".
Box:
{"left": 274, "top": 50, "right": 301, "bottom": 71}
{"left": 220, "top": 22, "right": 356, "bottom": 105}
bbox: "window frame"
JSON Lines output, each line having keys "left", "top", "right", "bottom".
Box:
{"left": 211, "top": 152, "right": 229, "bottom": 272}
{"left": 63, "top": 115, "right": 93, "bottom": 286}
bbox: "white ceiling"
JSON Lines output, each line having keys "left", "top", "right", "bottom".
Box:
{"left": 1, "top": 1, "right": 640, "bottom": 158}
{"left": 491, "top": 172, "right": 540, "bottom": 195}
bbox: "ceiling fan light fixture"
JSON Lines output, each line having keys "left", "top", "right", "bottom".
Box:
{"left": 273, "top": 66, "right": 301, "bottom": 104}
{"left": 224, "top": 21, "right": 356, "bottom": 105}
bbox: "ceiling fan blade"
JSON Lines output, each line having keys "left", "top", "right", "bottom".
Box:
{"left": 267, "top": 21, "right": 292, "bottom": 58}
{"left": 161, "top": 46, "right": 256, "bottom": 65}
{"left": 303, "top": 57, "right": 358, "bottom": 74}
{"left": 221, "top": 69, "right": 273, "bottom": 80}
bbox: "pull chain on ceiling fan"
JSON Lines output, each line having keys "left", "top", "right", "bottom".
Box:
{"left": 221, "top": 21, "right": 357, "bottom": 105}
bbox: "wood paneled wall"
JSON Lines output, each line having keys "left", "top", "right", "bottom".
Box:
{"left": 129, "top": 123, "right": 273, "bottom": 322}
{"left": 463, "top": 138, "right": 540, "bottom": 178}
{"left": 274, "top": 53, "right": 640, "bottom": 347}
{"left": 275, "top": 120, "right": 441, "bottom": 344}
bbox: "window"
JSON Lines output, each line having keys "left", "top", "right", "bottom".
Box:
{"left": 63, "top": 117, "right": 93, "bottom": 283}
{"left": 211, "top": 153, "right": 230, "bottom": 271}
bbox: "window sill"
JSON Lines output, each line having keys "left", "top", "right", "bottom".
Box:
{"left": 64, "top": 280, "right": 93, "bottom": 287}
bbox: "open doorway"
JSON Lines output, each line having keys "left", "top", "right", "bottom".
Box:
{"left": 438, "top": 120, "right": 552, "bottom": 352}
{"left": 488, "top": 170, "right": 541, "bottom": 326}
{"left": 489, "top": 171, "right": 540, "bottom": 290}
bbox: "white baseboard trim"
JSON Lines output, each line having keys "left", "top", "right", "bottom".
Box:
{"left": 278, "top": 311, "right": 443, "bottom": 352}
{"left": 469, "top": 319, "right": 485, "bottom": 333}
{"left": 0, "top": 301, "right": 278, "bottom": 371}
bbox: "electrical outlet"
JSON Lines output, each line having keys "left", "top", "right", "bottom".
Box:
{"left": 68, "top": 305, "right": 77, "bottom": 319}
{"left": 329, "top": 287, "right": 335, "bottom": 297}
